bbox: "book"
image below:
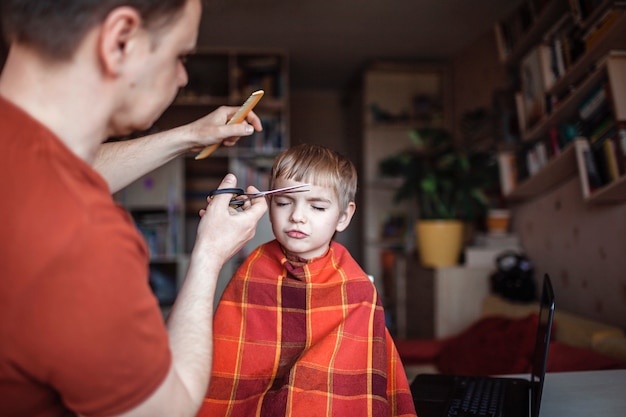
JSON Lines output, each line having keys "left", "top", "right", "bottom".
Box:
{"left": 569, "top": 0, "right": 585, "bottom": 23}
{"left": 525, "top": 140, "right": 549, "bottom": 176}
{"left": 589, "top": 124, "right": 618, "bottom": 185}
{"left": 580, "top": 0, "right": 606, "bottom": 19}
{"left": 520, "top": 46, "right": 548, "bottom": 130}
{"left": 588, "top": 116, "right": 615, "bottom": 143}
{"left": 583, "top": 9, "right": 621, "bottom": 50}
{"left": 494, "top": 22, "right": 510, "bottom": 62}
{"left": 515, "top": 143, "right": 535, "bottom": 182}
{"left": 549, "top": 127, "right": 561, "bottom": 155}
{"left": 542, "top": 13, "right": 574, "bottom": 78}
{"left": 578, "top": 81, "right": 608, "bottom": 121}
{"left": 515, "top": 92, "right": 527, "bottom": 134}
{"left": 493, "top": 1, "right": 535, "bottom": 61}
{"left": 538, "top": 43, "right": 557, "bottom": 91}
{"left": 575, "top": 139, "right": 604, "bottom": 197}
{"left": 603, "top": 137, "right": 620, "bottom": 181}
{"left": 497, "top": 152, "right": 518, "bottom": 196}
{"left": 569, "top": 0, "right": 606, "bottom": 23}
{"left": 616, "top": 123, "right": 626, "bottom": 175}
{"left": 132, "top": 210, "right": 177, "bottom": 258}
{"left": 550, "top": 38, "right": 565, "bottom": 80}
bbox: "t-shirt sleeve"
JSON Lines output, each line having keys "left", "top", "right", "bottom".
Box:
{"left": 22, "top": 217, "right": 171, "bottom": 416}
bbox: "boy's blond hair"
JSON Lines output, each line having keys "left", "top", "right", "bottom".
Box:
{"left": 270, "top": 144, "right": 357, "bottom": 211}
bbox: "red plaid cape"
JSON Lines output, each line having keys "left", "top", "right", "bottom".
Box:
{"left": 199, "top": 240, "right": 416, "bottom": 417}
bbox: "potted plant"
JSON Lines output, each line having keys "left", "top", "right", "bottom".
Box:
{"left": 379, "top": 127, "right": 498, "bottom": 267}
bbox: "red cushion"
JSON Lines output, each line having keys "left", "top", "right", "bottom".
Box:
{"left": 394, "top": 338, "right": 445, "bottom": 365}
{"left": 546, "top": 341, "right": 626, "bottom": 372}
{"left": 436, "top": 315, "right": 539, "bottom": 376}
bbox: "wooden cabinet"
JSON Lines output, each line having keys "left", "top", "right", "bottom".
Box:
{"left": 495, "top": 1, "right": 626, "bottom": 204}
{"left": 116, "top": 49, "right": 290, "bottom": 311}
{"left": 358, "top": 62, "right": 452, "bottom": 297}
{"left": 391, "top": 253, "right": 492, "bottom": 339}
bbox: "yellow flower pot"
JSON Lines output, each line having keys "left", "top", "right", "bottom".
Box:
{"left": 415, "top": 220, "right": 464, "bottom": 267}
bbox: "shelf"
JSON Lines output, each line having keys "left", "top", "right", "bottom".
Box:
{"left": 547, "top": 11, "right": 626, "bottom": 99}
{"left": 505, "top": 135, "right": 626, "bottom": 204}
{"left": 173, "top": 95, "right": 229, "bottom": 106}
{"left": 517, "top": 4, "right": 626, "bottom": 143}
{"left": 512, "top": 52, "right": 626, "bottom": 203}
{"left": 504, "top": 0, "right": 571, "bottom": 66}
{"left": 586, "top": 174, "right": 626, "bottom": 203}
{"left": 506, "top": 139, "right": 581, "bottom": 201}
{"left": 149, "top": 255, "right": 183, "bottom": 264}
{"left": 174, "top": 95, "right": 286, "bottom": 111}
{"left": 522, "top": 59, "right": 608, "bottom": 143}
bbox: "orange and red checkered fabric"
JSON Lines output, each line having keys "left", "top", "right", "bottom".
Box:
{"left": 199, "top": 240, "right": 416, "bottom": 417}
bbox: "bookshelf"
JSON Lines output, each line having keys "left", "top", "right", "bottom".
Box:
{"left": 157, "top": 48, "right": 289, "bottom": 155}
{"left": 501, "top": 139, "right": 582, "bottom": 200}
{"left": 494, "top": 0, "right": 626, "bottom": 204}
{"left": 114, "top": 158, "right": 186, "bottom": 313}
{"left": 117, "top": 48, "right": 290, "bottom": 312}
{"left": 495, "top": 0, "right": 570, "bottom": 66}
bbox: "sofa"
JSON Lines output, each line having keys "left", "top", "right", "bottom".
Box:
{"left": 396, "top": 294, "right": 626, "bottom": 380}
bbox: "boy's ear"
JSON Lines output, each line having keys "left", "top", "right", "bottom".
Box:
{"left": 335, "top": 202, "right": 356, "bottom": 233}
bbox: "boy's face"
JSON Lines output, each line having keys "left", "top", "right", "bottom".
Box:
{"left": 269, "top": 177, "right": 355, "bottom": 260}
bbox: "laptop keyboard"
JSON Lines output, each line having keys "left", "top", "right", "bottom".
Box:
{"left": 446, "top": 377, "right": 506, "bottom": 417}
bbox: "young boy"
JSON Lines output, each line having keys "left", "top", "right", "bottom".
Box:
{"left": 200, "top": 144, "right": 416, "bottom": 416}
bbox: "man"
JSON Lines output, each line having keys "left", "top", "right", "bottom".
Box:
{"left": 0, "top": 1, "right": 267, "bottom": 416}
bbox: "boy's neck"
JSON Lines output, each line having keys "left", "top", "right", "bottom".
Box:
{"left": 280, "top": 243, "right": 331, "bottom": 264}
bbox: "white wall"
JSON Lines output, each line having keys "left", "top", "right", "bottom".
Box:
{"left": 289, "top": 89, "right": 361, "bottom": 260}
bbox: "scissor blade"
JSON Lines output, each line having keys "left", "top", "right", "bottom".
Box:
{"left": 251, "top": 184, "right": 310, "bottom": 198}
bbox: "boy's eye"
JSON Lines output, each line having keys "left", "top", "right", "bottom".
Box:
{"left": 312, "top": 206, "right": 326, "bottom": 211}
{"left": 273, "top": 199, "right": 291, "bottom": 207}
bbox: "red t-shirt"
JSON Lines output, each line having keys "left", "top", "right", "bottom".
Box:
{"left": 0, "top": 96, "right": 171, "bottom": 416}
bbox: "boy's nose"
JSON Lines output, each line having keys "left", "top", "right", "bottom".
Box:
{"left": 289, "top": 206, "right": 306, "bottom": 223}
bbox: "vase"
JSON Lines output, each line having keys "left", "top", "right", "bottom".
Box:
{"left": 486, "top": 209, "right": 511, "bottom": 235}
{"left": 415, "top": 220, "right": 464, "bottom": 267}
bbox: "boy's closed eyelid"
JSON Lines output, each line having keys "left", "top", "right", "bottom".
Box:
{"left": 273, "top": 196, "right": 293, "bottom": 203}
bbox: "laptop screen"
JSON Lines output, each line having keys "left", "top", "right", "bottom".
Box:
{"left": 530, "top": 274, "right": 555, "bottom": 417}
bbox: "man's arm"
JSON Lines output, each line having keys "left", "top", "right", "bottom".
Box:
{"left": 94, "top": 107, "right": 262, "bottom": 193}
{"left": 109, "top": 174, "right": 267, "bottom": 417}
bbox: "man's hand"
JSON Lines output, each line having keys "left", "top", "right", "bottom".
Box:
{"left": 184, "top": 106, "right": 263, "bottom": 152}
{"left": 193, "top": 173, "right": 267, "bottom": 265}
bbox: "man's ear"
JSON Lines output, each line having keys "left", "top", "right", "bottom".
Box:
{"left": 336, "top": 202, "right": 356, "bottom": 233}
{"left": 98, "top": 7, "right": 143, "bottom": 76}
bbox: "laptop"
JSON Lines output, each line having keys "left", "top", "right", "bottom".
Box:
{"left": 410, "top": 273, "right": 555, "bottom": 417}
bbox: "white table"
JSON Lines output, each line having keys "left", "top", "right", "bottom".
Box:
{"left": 536, "top": 369, "right": 626, "bottom": 417}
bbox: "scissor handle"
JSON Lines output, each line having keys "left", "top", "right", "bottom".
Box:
{"left": 207, "top": 188, "right": 246, "bottom": 208}
{"left": 207, "top": 188, "right": 245, "bottom": 198}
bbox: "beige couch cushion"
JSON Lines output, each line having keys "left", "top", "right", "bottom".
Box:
{"left": 553, "top": 313, "right": 624, "bottom": 349}
{"left": 482, "top": 295, "right": 538, "bottom": 319}
{"left": 592, "top": 334, "right": 626, "bottom": 362}
{"left": 481, "top": 295, "right": 625, "bottom": 349}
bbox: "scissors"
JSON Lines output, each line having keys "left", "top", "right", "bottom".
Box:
{"left": 208, "top": 184, "right": 310, "bottom": 207}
